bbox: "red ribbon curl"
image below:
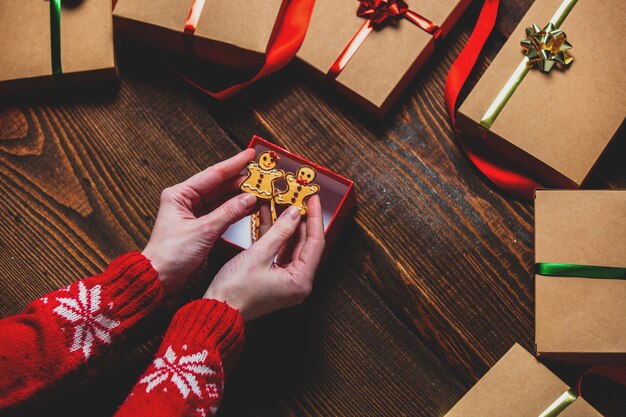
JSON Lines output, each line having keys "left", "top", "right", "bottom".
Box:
{"left": 178, "top": 0, "right": 315, "bottom": 99}
{"left": 444, "top": 0, "right": 546, "bottom": 200}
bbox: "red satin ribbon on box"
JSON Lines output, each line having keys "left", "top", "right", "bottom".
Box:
{"left": 578, "top": 366, "right": 626, "bottom": 396}
{"left": 178, "top": 0, "right": 315, "bottom": 99}
{"left": 443, "top": 0, "right": 544, "bottom": 200}
{"left": 328, "top": 0, "right": 441, "bottom": 79}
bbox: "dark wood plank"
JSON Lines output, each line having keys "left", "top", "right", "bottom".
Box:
{"left": 220, "top": 249, "right": 466, "bottom": 417}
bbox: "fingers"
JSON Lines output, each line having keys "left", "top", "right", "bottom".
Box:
{"left": 199, "top": 192, "right": 257, "bottom": 240}
{"left": 291, "top": 195, "right": 325, "bottom": 267}
{"left": 201, "top": 175, "right": 247, "bottom": 207}
{"left": 258, "top": 203, "right": 272, "bottom": 238}
{"left": 288, "top": 219, "right": 308, "bottom": 263}
{"left": 276, "top": 220, "right": 305, "bottom": 266}
{"left": 250, "top": 205, "right": 302, "bottom": 263}
{"left": 183, "top": 148, "right": 255, "bottom": 196}
{"left": 197, "top": 190, "right": 242, "bottom": 218}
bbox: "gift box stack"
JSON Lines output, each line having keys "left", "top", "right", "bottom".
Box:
{"left": 0, "top": 0, "right": 314, "bottom": 97}
{"left": 445, "top": 189, "right": 625, "bottom": 415}
{"left": 442, "top": 0, "right": 625, "bottom": 409}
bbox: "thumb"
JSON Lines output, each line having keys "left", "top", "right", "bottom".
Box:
{"left": 200, "top": 193, "right": 257, "bottom": 239}
{"left": 249, "top": 205, "right": 301, "bottom": 263}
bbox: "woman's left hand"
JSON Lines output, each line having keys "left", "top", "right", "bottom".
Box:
{"left": 142, "top": 149, "right": 257, "bottom": 296}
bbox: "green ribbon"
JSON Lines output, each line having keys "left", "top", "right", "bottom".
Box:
{"left": 479, "top": 0, "right": 578, "bottom": 128}
{"left": 536, "top": 263, "right": 626, "bottom": 279}
{"left": 50, "top": 0, "right": 63, "bottom": 77}
{"left": 538, "top": 389, "right": 578, "bottom": 417}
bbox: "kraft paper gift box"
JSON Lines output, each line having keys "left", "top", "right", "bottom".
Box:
{"left": 218, "top": 136, "right": 357, "bottom": 260}
{"left": 0, "top": 1, "right": 117, "bottom": 95}
{"left": 457, "top": 0, "right": 626, "bottom": 189}
{"left": 444, "top": 344, "right": 602, "bottom": 417}
{"left": 113, "top": 0, "right": 286, "bottom": 70}
{"left": 297, "top": 0, "right": 472, "bottom": 118}
{"left": 535, "top": 190, "right": 626, "bottom": 364}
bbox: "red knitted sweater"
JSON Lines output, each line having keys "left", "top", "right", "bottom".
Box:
{"left": 0, "top": 252, "right": 245, "bottom": 417}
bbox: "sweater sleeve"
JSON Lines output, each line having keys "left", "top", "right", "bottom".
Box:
{"left": 114, "top": 299, "right": 244, "bottom": 417}
{"left": 0, "top": 252, "right": 166, "bottom": 411}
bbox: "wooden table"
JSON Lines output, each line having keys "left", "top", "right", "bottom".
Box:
{"left": 1, "top": 1, "right": 624, "bottom": 416}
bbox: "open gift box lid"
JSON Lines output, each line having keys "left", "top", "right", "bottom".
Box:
{"left": 218, "top": 136, "right": 357, "bottom": 258}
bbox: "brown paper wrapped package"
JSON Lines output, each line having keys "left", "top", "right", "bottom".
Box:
{"left": 457, "top": 0, "right": 626, "bottom": 188}
{"left": 297, "top": 0, "right": 471, "bottom": 117}
{"left": 535, "top": 190, "right": 626, "bottom": 364}
{"left": 444, "top": 344, "right": 602, "bottom": 417}
{"left": 113, "top": 0, "right": 285, "bottom": 70}
{"left": 0, "top": 1, "right": 117, "bottom": 95}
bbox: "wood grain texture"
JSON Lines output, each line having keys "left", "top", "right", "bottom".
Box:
{"left": 1, "top": 0, "right": 625, "bottom": 416}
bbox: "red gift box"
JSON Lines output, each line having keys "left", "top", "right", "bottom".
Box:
{"left": 218, "top": 136, "right": 357, "bottom": 260}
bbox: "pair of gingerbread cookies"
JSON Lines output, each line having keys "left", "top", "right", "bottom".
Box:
{"left": 240, "top": 151, "right": 320, "bottom": 240}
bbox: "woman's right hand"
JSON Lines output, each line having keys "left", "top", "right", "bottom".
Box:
{"left": 204, "top": 196, "right": 325, "bottom": 322}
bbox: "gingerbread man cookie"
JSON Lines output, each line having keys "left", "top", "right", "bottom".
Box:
{"left": 274, "top": 166, "right": 320, "bottom": 215}
{"left": 240, "top": 151, "right": 285, "bottom": 200}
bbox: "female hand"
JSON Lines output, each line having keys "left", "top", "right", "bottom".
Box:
{"left": 142, "top": 148, "right": 257, "bottom": 296}
{"left": 204, "top": 195, "right": 325, "bottom": 321}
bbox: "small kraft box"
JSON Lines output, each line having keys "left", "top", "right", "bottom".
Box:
{"left": 297, "top": 0, "right": 473, "bottom": 118}
{"left": 218, "top": 136, "right": 357, "bottom": 260}
{"left": 457, "top": 0, "right": 626, "bottom": 189}
{"left": 535, "top": 190, "right": 626, "bottom": 364}
{"left": 444, "top": 344, "right": 602, "bottom": 417}
{"left": 0, "top": 1, "right": 117, "bottom": 95}
{"left": 113, "top": 0, "right": 287, "bottom": 70}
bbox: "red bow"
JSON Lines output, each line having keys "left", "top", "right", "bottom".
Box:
{"left": 269, "top": 151, "right": 280, "bottom": 162}
{"left": 357, "top": 0, "right": 409, "bottom": 26}
{"left": 329, "top": 0, "right": 439, "bottom": 79}
{"left": 296, "top": 177, "right": 309, "bottom": 185}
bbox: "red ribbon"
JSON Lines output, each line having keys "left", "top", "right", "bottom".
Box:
{"left": 443, "top": 0, "right": 546, "bottom": 200}
{"left": 296, "top": 177, "right": 309, "bottom": 186}
{"left": 578, "top": 365, "right": 626, "bottom": 396}
{"left": 178, "top": 0, "right": 315, "bottom": 99}
{"left": 328, "top": 0, "right": 441, "bottom": 79}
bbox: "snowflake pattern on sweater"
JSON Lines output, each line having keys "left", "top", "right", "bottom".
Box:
{"left": 0, "top": 253, "right": 244, "bottom": 417}
{"left": 52, "top": 281, "right": 120, "bottom": 359}
{"left": 140, "top": 345, "right": 218, "bottom": 399}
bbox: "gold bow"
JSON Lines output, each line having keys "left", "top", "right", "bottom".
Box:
{"left": 521, "top": 23, "right": 573, "bottom": 73}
